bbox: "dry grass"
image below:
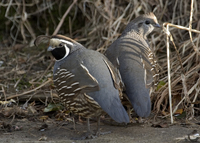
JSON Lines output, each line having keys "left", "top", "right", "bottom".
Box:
{"left": 0, "top": 0, "right": 200, "bottom": 120}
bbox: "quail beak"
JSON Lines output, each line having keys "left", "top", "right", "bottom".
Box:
{"left": 47, "top": 46, "right": 54, "bottom": 51}
{"left": 154, "top": 23, "right": 161, "bottom": 28}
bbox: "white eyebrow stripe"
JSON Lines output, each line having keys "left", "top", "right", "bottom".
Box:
{"left": 59, "top": 39, "right": 73, "bottom": 46}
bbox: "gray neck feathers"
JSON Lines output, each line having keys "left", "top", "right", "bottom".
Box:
{"left": 121, "top": 21, "right": 154, "bottom": 41}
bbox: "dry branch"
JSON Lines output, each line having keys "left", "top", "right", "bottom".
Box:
{"left": 53, "top": 0, "right": 77, "bottom": 35}
{"left": 6, "top": 78, "right": 53, "bottom": 100}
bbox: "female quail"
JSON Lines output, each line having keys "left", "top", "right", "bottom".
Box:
{"left": 34, "top": 34, "right": 129, "bottom": 139}
{"left": 105, "top": 13, "right": 160, "bottom": 118}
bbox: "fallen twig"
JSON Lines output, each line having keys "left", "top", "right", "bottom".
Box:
{"left": 6, "top": 78, "right": 53, "bottom": 100}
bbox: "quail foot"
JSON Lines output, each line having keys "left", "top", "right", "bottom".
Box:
{"left": 105, "top": 13, "right": 161, "bottom": 119}
{"left": 34, "top": 34, "right": 129, "bottom": 139}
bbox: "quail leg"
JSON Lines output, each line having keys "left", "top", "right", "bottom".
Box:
{"left": 95, "top": 116, "right": 111, "bottom": 136}
{"left": 79, "top": 118, "right": 96, "bottom": 140}
{"left": 73, "top": 117, "right": 111, "bottom": 140}
{"left": 72, "top": 118, "right": 95, "bottom": 140}
{"left": 86, "top": 118, "right": 92, "bottom": 134}
{"left": 82, "top": 117, "right": 111, "bottom": 139}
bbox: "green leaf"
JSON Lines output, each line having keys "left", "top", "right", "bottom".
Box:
{"left": 156, "top": 81, "right": 166, "bottom": 91}
{"left": 43, "top": 103, "right": 64, "bottom": 112}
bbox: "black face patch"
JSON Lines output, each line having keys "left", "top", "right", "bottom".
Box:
{"left": 51, "top": 46, "right": 66, "bottom": 60}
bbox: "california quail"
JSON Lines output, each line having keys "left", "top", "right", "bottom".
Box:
{"left": 105, "top": 13, "right": 160, "bottom": 118}
{"left": 34, "top": 34, "right": 129, "bottom": 139}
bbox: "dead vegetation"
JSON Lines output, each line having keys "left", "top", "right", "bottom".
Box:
{"left": 0, "top": 0, "right": 200, "bottom": 123}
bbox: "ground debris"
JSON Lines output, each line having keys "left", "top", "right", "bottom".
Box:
{"left": 38, "top": 135, "right": 48, "bottom": 141}
{"left": 38, "top": 123, "right": 48, "bottom": 131}
{"left": 0, "top": 121, "right": 22, "bottom": 132}
{"left": 175, "top": 130, "right": 200, "bottom": 142}
{"left": 151, "top": 122, "right": 169, "bottom": 128}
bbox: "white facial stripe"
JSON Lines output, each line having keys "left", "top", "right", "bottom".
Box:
{"left": 59, "top": 39, "right": 73, "bottom": 46}
{"left": 64, "top": 45, "right": 70, "bottom": 57}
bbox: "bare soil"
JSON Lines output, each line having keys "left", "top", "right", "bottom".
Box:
{"left": 0, "top": 114, "right": 199, "bottom": 143}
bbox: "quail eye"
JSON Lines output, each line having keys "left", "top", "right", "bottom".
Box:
{"left": 59, "top": 43, "right": 64, "bottom": 47}
{"left": 145, "top": 20, "right": 150, "bottom": 24}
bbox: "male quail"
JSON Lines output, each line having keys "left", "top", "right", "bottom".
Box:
{"left": 105, "top": 13, "right": 160, "bottom": 118}
{"left": 34, "top": 34, "right": 129, "bottom": 139}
